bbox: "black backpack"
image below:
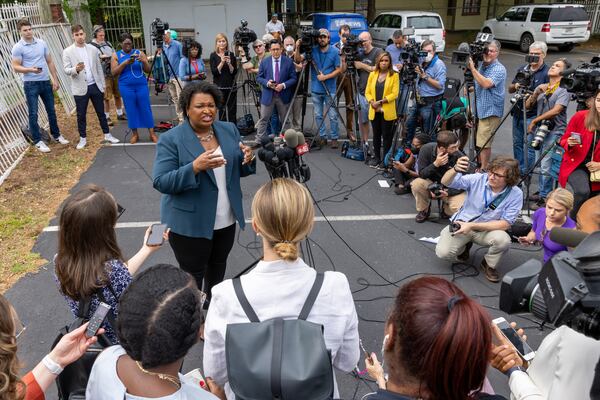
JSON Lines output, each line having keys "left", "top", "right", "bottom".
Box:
{"left": 226, "top": 272, "right": 334, "bottom": 400}
{"left": 21, "top": 124, "right": 51, "bottom": 144}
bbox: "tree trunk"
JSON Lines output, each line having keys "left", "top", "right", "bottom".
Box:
{"left": 367, "top": 0, "right": 376, "bottom": 22}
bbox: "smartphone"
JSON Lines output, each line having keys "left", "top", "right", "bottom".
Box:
{"left": 571, "top": 133, "right": 581, "bottom": 144}
{"left": 86, "top": 302, "right": 111, "bottom": 337}
{"left": 492, "top": 317, "right": 535, "bottom": 361}
{"left": 184, "top": 368, "right": 206, "bottom": 389}
{"left": 146, "top": 223, "right": 167, "bottom": 246}
{"left": 36, "top": 67, "right": 42, "bottom": 72}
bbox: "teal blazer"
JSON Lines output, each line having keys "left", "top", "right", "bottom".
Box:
{"left": 152, "top": 120, "right": 256, "bottom": 239}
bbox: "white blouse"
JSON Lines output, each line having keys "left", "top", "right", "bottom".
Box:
{"left": 212, "top": 146, "right": 235, "bottom": 230}
{"left": 203, "top": 258, "right": 360, "bottom": 399}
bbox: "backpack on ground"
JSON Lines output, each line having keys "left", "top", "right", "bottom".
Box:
{"left": 226, "top": 272, "right": 334, "bottom": 400}
{"left": 440, "top": 78, "right": 468, "bottom": 130}
{"left": 21, "top": 124, "right": 51, "bottom": 144}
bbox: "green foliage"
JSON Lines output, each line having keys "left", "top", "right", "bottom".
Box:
{"left": 62, "top": 0, "right": 74, "bottom": 21}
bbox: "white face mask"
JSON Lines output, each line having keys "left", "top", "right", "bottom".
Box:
{"left": 285, "top": 45, "right": 294, "bottom": 52}
{"left": 425, "top": 53, "right": 434, "bottom": 63}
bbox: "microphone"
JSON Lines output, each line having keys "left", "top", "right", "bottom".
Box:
{"left": 257, "top": 148, "right": 266, "bottom": 162}
{"left": 284, "top": 129, "right": 299, "bottom": 148}
{"left": 549, "top": 227, "right": 589, "bottom": 248}
{"left": 457, "top": 42, "right": 470, "bottom": 53}
{"left": 296, "top": 131, "right": 306, "bottom": 146}
{"left": 264, "top": 150, "right": 276, "bottom": 164}
{"left": 295, "top": 131, "right": 309, "bottom": 156}
{"left": 259, "top": 135, "right": 273, "bottom": 146}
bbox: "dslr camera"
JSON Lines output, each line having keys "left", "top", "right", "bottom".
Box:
{"left": 150, "top": 18, "right": 169, "bottom": 49}
{"left": 427, "top": 182, "right": 445, "bottom": 197}
{"left": 234, "top": 20, "right": 258, "bottom": 57}
{"left": 448, "top": 150, "right": 477, "bottom": 174}
{"left": 530, "top": 119, "right": 555, "bottom": 150}
{"left": 561, "top": 56, "right": 600, "bottom": 110}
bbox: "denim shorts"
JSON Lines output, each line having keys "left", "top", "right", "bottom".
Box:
{"left": 357, "top": 93, "right": 369, "bottom": 124}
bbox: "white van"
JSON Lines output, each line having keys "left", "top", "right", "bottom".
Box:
{"left": 369, "top": 11, "right": 446, "bottom": 52}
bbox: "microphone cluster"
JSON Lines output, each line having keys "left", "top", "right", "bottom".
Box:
{"left": 257, "top": 129, "right": 311, "bottom": 182}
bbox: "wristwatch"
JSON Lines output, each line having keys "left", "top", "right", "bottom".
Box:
{"left": 505, "top": 366, "right": 526, "bottom": 378}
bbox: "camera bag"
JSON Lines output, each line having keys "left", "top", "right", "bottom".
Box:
{"left": 226, "top": 272, "right": 334, "bottom": 400}
{"left": 21, "top": 124, "right": 51, "bottom": 144}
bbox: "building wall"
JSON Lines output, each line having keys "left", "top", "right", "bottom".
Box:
{"left": 140, "top": 0, "right": 268, "bottom": 59}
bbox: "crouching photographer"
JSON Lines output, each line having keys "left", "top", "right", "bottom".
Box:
{"left": 412, "top": 131, "right": 466, "bottom": 223}
{"left": 435, "top": 155, "right": 523, "bottom": 282}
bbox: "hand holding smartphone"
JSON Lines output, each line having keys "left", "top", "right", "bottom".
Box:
{"left": 146, "top": 223, "right": 168, "bottom": 246}
{"left": 492, "top": 317, "right": 535, "bottom": 362}
{"left": 571, "top": 133, "right": 582, "bottom": 144}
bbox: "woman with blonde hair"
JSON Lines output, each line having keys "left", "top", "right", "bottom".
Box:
{"left": 518, "top": 187, "right": 576, "bottom": 262}
{"left": 209, "top": 33, "right": 238, "bottom": 122}
{"left": 203, "top": 178, "right": 359, "bottom": 399}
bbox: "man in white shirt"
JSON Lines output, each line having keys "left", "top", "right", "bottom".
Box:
{"left": 265, "top": 14, "right": 285, "bottom": 41}
{"left": 63, "top": 24, "right": 119, "bottom": 149}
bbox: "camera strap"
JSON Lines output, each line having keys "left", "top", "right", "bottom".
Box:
{"left": 453, "top": 184, "right": 512, "bottom": 224}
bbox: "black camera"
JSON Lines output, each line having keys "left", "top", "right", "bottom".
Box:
{"left": 400, "top": 38, "right": 427, "bottom": 84}
{"left": 530, "top": 119, "right": 554, "bottom": 150}
{"left": 448, "top": 150, "right": 477, "bottom": 174}
{"left": 449, "top": 221, "right": 461, "bottom": 233}
{"left": 451, "top": 32, "right": 494, "bottom": 77}
{"left": 257, "top": 135, "right": 310, "bottom": 182}
{"left": 233, "top": 20, "right": 258, "bottom": 56}
{"left": 299, "top": 27, "right": 320, "bottom": 59}
{"left": 427, "top": 182, "right": 445, "bottom": 197}
{"left": 341, "top": 34, "right": 364, "bottom": 69}
{"left": 150, "top": 18, "right": 169, "bottom": 49}
{"left": 500, "top": 231, "right": 600, "bottom": 340}
{"left": 561, "top": 56, "right": 600, "bottom": 110}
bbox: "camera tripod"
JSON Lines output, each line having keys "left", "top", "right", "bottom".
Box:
{"left": 384, "top": 72, "right": 418, "bottom": 169}
{"left": 148, "top": 45, "right": 183, "bottom": 124}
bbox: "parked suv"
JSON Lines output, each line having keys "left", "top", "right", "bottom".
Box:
{"left": 482, "top": 4, "right": 590, "bottom": 52}
{"left": 369, "top": 11, "right": 446, "bottom": 52}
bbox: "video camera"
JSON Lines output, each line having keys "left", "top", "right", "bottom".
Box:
{"left": 451, "top": 32, "right": 494, "bottom": 74}
{"left": 561, "top": 56, "right": 600, "bottom": 110}
{"left": 150, "top": 18, "right": 169, "bottom": 49}
{"left": 299, "top": 27, "right": 320, "bottom": 60}
{"left": 233, "top": 20, "right": 258, "bottom": 57}
{"left": 341, "top": 34, "right": 364, "bottom": 69}
{"left": 509, "top": 55, "right": 541, "bottom": 105}
{"left": 398, "top": 28, "right": 426, "bottom": 84}
{"left": 257, "top": 130, "right": 311, "bottom": 182}
{"left": 500, "top": 229, "right": 600, "bottom": 340}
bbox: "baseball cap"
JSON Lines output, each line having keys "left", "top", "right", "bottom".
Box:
{"left": 318, "top": 28, "right": 329, "bottom": 37}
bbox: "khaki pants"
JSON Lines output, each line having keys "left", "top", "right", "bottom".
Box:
{"left": 167, "top": 78, "right": 183, "bottom": 122}
{"left": 435, "top": 225, "right": 511, "bottom": 269}
{"left": 411, "top": 178, "right": 466, "bottom": 215}
{"left": 476, "top": 116, "right": 501, "bottom": 149}
{"left": 291, "top": 96, "right": 303, "bottom": 130}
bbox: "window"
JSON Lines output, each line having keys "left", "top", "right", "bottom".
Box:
{"left": 549, "top": 7, "right": 589, "bottom": 22}
{"left": 531, "top": 8, "right": 551, "bottom": 22}
{"left": 448, "top": 0, "right": 457, "bottom": 16}
{"left": 514, "top": 7, "right": 529, "bottom": 22}
{"left": 500, "top": 9, "right": 517, "bottom": 21}
{"left": 377, "top": 14, "right": 392, "bottom": 28}
{"left": 389, "top": 15, "right": 402, "bottom": 29}
{"left": 371, "top": 15, "right": 383, "bottom": 27}
{"left": 407, "top": 16, "right": 442, "bottom": 29}
{"left": 462, "top": 0, "right": 481, "bottom": 16}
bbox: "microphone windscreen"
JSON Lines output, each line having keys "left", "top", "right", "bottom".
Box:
{"left": 264, "top": 142, "right": 275, "bottom": 152}
{"left": 277, "top": 146, "right": 294, "bottom": 161}
{"left": 257, "top": 148, "right": 266, "bottom": 162}
{"left": 296, "top": 131, "right": 306, "bottom": 145}
{"left": 284, "top": 129, "right": 299, "bottom": 148}
{"left": 264, "top": 150, "right": 276, "bottom": 164}
{"left": 260, "top": 135, "right": 273, "bottom": 146}
{"left": 549, "top": 227, "right": 588, "bottom": 248}
{"left": 457, "top": 42, "right": 470, "bottom": 53}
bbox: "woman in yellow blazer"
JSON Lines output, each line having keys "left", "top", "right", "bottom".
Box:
{"left": 365, "top": 52, "right": 399, "bottom": 168}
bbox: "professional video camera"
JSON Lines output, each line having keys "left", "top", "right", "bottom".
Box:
{"left": 233, "top": 20, "right": 258, "bottom": 56}
{"left": 561, "top": 56, "right": 600, "bottom": 110}
{"left": 257, "top": 130, "right": 311, "bottom": 182}
{"left": 341, "top": 34, "right": 364, "bottom": 69}
{"left": 299, "top": 27, "right": 320, "bottom": 60}
{"left": 508, "top": 55, "right": 541, "bottom": 105}
{"left": 500, "top": 229, "right": 600, "bottom": 340}
{"left": 398, "top": 28, "right": 426, "bottom": 84}
{"left": 530, "top": 119, "right": 555, "bottom": 150}
{"left": 451, "top": 32, "right": 494, "bottom": 70}
{"left": 150, "top": 18, "right": 169, "bottom": 49}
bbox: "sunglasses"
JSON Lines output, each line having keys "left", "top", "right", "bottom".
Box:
{"left": 253, "top": 44, "right": 264, "bottom": 49}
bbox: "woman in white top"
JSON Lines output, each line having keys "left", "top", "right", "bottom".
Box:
{"left": 86, "top": 264, "right": 225, "bottom": 400}
{"left": 203, "top": 178, "right": 360, "bottom": 399}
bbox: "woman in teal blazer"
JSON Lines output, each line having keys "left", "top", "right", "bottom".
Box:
{"left": 153, "top": 81, "right": 255, "bottom": 307}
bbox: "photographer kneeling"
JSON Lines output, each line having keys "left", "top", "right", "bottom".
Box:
{"left": 412, "top": 131, "right": 465, "bottom": 223}
{"left": 435, "top": 155, "right": 523, "bottom": 282}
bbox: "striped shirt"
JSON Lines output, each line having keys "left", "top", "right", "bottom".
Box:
{"left": 475, "top": 60, "right": 507, "bottom": 119}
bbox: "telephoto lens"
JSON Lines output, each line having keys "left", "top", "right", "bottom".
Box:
{"left": 530, "top": 121, "right": 551, "bottom": 150}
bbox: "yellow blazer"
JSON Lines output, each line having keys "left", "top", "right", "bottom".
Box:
{"left": 365, "top": 70, "right": 400, "bottom": 121}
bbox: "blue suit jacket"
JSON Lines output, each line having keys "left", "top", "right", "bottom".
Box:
{"left": 256, "top": 55, "right": 297, "bottom": 106}
{"left": 152, "top": 120, "right": 256, "bottom": 239}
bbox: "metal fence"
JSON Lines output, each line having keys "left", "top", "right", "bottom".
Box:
{"left": 574, "top": 0, "right": 600, "bottom": 34}
{"left": 101, "top": 0, "right": 145, "bottom": 51}
{"left": 0, "top": 2, "right": 75, "bottom": 186}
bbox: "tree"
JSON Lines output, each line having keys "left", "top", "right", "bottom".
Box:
{"left": 367, "top": 0, "right": 376, "bottom": 23}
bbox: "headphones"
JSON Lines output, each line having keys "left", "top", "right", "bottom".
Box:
{"left": 92, "top": 25, "right": 104, "bottom": 39}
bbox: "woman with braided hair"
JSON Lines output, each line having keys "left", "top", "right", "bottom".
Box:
{"left": 203, "top": 178, "right": 359, "bottom": 399}
{"left": 86, "top": 264, "right": 224, "bottom": 399}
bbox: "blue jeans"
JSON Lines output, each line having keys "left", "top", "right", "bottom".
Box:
{"left": 266, "top": 107, "right": 280, "bottom": 136}
{"left": 539, "top": 133, "right": 560, "bottom": 198}
{"left": 512, "top": 114, "right": 535, "bottom": 174}
{"left": 24, "top": 80, "right": 60, "bottom": 143}
{"left": 406, "top": 100, "right": 441, "bottom": 142}
{"left": 312, "top": 92, "right": 338, "bottom": 140}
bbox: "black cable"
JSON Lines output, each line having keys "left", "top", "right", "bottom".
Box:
{"left": 122, "top": 129, "right": 154, "bottom": 182}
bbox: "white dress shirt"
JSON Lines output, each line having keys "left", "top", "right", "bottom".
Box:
{"left": 212, "top": 146, "right": 235, "bottom": 230}
{"left": 74, "top": 45, "right": 95, "bottom": 85}
{"left": 203, "top": 258, "right": 360, "bottom": 399}
{"left": 265, "top": 20, "right": 285, "bottom": 34}
{"left": 509, "top": 325, "right": 600, "bottom": 400}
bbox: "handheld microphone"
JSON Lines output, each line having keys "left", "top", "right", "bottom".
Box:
{"left": 296, "top": 131, "right": 306, "bottom": 145}
{"left": 549, "top": 227, "right": 588, "bottom": 248}
{"left": 295, "top": 131, "right": 309, "bottom": 156}
{"left": 283, "top": 129, "right": 299, "bottom": 148}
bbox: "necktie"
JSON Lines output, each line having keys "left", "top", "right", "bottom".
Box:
{"left": 274, "top": 58, "right": 280, "bottom": 83}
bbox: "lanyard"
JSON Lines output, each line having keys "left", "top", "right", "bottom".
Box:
{"left": 483, "top": 184, "right": 508, "bottom": 209}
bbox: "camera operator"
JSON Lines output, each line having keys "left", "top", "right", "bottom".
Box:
{"left": 335, "top": 24, "right": 355, "bottom": 137}
{"left": 509, "top": 42, "right": 549, "bottom": 174}
{"left": 436, "top": 155, "right": 523, "bottom": 282}
{"left": 294, "top": 28, "right": 342, "bottom": 148}
{"left": 558, "top": 89, "right": 600, "bottom": 218}
{"left": 406, "top": 40, "right": 446, "bottom": 142}
{"left": 161, "top": 30, "right": 183, "bottom": 123}
{"left": 467, "top": 40, "right": 507, "bottom": 171}
{"left": 284, "top": 35, "right": 303, "bottom": 130}
{"left": 353, "top": 31, "right": 382, "bottom": 149}
{"left": 525, "top": 58, "right": 571, "bottom": 209}
{"left": 385, "top": 30, "right": 410, "bottom": 117}
{"left": 411, "top": 131, "right": 466, "bottom": 223}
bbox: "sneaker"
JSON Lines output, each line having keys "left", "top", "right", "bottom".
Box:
{"left": 480, "top": 259, "right": 500, "bottom": 283}
{"left": 76, "top": 137, "right": 87, "bottom": 150}
{"left": 368, "top": 158, "right": 380, "bottom": 168}
{"left": 117, "top": 113, "right": 127, "bottom": 121}
{"left": 106, "top": 116, "right": 114, "bottom": 127}
{"left": 103, "top": 133, "right": 120, "bottom": 144}
{"left": 54, "top": 135, "right": 70, "bottom": 145}
{"left": 394, "top": 185, "right": 410, "bottom": 195}
{"left": 415, "top": 206, "right": 430, "bottom": 223}
{"left": 34, "top": 141, "right": 50, "bottom": 153}
{"left": 376, "top": 162, "right": 386, "bottom": 171}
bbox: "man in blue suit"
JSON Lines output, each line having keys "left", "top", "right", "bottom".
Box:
{"left": 253, "top": 40, "right": 297, "bottom": 146}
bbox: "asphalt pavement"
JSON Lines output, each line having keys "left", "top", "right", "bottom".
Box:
{"left": 8, "top": 45, "right": 599, "bottom": 399}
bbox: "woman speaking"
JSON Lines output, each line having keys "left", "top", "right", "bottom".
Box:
{"left": 152, "top": 81, "right": 255, "bottom": 307}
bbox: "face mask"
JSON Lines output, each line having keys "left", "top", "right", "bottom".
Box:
{"left": 425, "top": 53, "right": 434, "bottom": 63}
{"left": 410, "top": 146, "right": 420, "bottom": 155}
{"left": 285, "top": 45, "right": 294, "bottom": 52}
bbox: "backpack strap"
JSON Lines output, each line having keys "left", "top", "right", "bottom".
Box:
{"left": 232, "top": 278, "right": 260, "bottom": 323}
{"left": 298, "top": 272, "right": 325, "bottom": 321}
{"left": 270, "top": 318, "right": 284, "bottom": 399}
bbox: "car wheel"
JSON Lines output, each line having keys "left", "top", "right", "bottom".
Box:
{"left": 519, "top": 33, "right": 533, "bottom": 53}
{"left": 558, "top": 43, "right": 575, "bottom": 52}
{"left": 482, "top": 27, "right": 492, "bottom": 34}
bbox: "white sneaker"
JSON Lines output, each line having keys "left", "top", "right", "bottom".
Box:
{"left": 76, "top": 137, "right": 87, "bottom": 150}
{"left": 35, "top": 141, "right": 50, "bottom": 153}
{"left": 55, "top": 135, "right": 70, "bottom": 144}
{"left": 103, "top": 133, "right": 120, "bottom": 144}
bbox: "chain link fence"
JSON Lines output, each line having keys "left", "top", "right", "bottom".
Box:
{"left": 0, "top": 2, "right": 74, "bottom": 186}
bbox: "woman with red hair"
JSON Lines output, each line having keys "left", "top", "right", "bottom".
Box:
{"left": 364, "top": 276, "right": 505, "bottom": 400}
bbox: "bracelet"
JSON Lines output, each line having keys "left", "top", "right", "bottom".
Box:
{"left": 42, "top": 354, "right": 64, "bottom": 375}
